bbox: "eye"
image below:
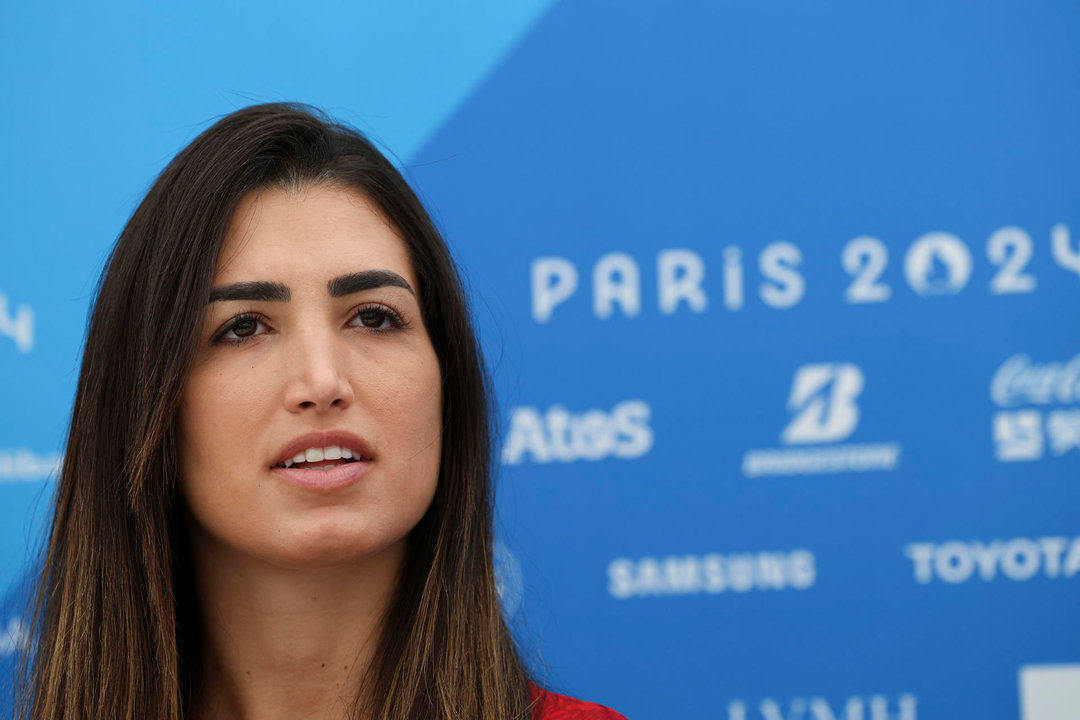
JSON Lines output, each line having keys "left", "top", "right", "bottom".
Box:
{"left": 215, "top": 313, "right": 268, "bottom": 344}
{"left": 351, "top": 304, "right": 405, "bottom": 332}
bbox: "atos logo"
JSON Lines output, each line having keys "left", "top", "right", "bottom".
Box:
{"left": 742, "top": 363, "right": 901, "bottom": 477}
{"left": 501, "top": 400, "right": 653, "bottom": 465}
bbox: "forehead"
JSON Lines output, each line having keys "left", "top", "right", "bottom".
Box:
{"left": 216, "top": 184, "right": 416, "bottom": 287}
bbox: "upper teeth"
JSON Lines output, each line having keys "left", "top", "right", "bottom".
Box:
{"left": 283, "top": 445, "right": 356, "bottom": 467}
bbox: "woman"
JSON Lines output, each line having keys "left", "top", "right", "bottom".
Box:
{"left": 15, "top": 103, "right": 625, "bottom": 720}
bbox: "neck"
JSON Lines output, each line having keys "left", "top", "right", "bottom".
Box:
{"left": 189, "top": 533, "right": 404, "bottom": 720}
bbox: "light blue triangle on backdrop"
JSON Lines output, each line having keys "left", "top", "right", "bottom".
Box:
{"left": 0, "top": 0, "right": 558, "bottom": 617}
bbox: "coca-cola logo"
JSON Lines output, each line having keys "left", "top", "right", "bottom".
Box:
{"left": 991, "top": 354, "right": 1080, "bottom": 407}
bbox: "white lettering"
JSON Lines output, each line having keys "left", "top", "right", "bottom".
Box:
{"left": 1051, "top": 223, "right": 1080, "bottom": 278}
{"left": 1000, "top": 538, "right": 1041, "bottom": 580}
{"left": 593, "top": 252, "right": 640, "bottom": 319}
{"left": 1063, "top": 538, "right": 1080, "bottom": 576}
{"left": 904, "top": 543, "right": 934, "bottom": 584}
{"left": 572, "top": 410, "right": 616, "bottom": 460}
{"left": 1039, "top": 537, "right": 1067, "bottom": 578}
{"left": 906, "top": 536, "right": 1080, "bottom": 584}
{"left": 870, "top": 694, "right": 917, "bottom": 720}
{"left": 500, "top": 408, "right": 549, "bottom": 464}
{"left": 843, "top": 237, "right": 891, "bottom": 304}
{"left": 727, "top": 695, "right": 917, "bottom": 720}
{"left": 545, "top": 406, "right": 575, "bottom": 461}
{"left": 527, "top": 223, "right": 1069, "bottom": 323}
{"left": 531, "top": 257, "right": 578, "bottom": 323}
{"left": 502, "top": 400, "right": 653, "bottom": 465}
{"left": 658, "top": 249, "right": 707, "bottom": 314}
{"left": 788, "top": 550, "right": 817, "bottom": 589}
{"left": 987, "top": 226, "right": 1036, "bottom": 294}
{"left": 703, "top": 554, "right": 726, "bottom": 592}
{"left": 0, "top": 449, "right": 61, "bottom": 483}
{"left": 743, "top": 443, "right": 901, "bottom": 477}
{"left": 808, "top": 697, "right": 837, "bottom": 720}
{"left": 971, "top": 541, "right": 1002, "bottom": 581}
{"left": 0, "top": 293, "right": 34, "bottom": 353}
{"left": 760, "top": 698, "right": 802, "bottom": 720}
{"left": 608, "top": 549, "right": 816, "bottom": 599}
{"left": 607, "top": 558, "right": 635, "bottom": 599}
{"left": 611, "top": 400, "right": 654, "bottom": 459}
{"left": 759, "top": 242, "right": 804, "bottom": 308}
{"left": 0, "top": 617, "right": 28, "bottom": 656}
{"left": 723, "top": 245, "right": 745, "bottom": 310}
{"left": 935, "top": 541, "right": 975, "bottom": 584}
{"left": 990, "top": 354, "right": 1080, "bottom": 407}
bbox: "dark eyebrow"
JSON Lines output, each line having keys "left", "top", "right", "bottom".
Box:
{"left": 208, "top": 270, "right": 414, "bottom": 304}
{"left": 209, "top": 281, "right": 290, "bottom": 303}
{"left": 328, "top": 270, "right": 414, "bottom": 298}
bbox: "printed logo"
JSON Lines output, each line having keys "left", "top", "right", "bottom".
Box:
{"left": 990, "top": 354, "right": 1080, "bottom": 462}
{"left": 493, "top": 541, "right": 524, "bottom": 619}
{"left": 903, "top": 232, "right": 972, "bottom": 296}
{"left": 0, "top": 448, "right": 61, "bottom": 483}
{"left": 904, "top": 536, "right": 1080, "bottom": 584}
{"left": 0, "top": 292, "right": 34, "bottom": 353}
{"left": 1019, "top": 664, "right": 1080, "bottom": 720}
{"left": 531, "top": 249, "right": 712, "bottom": 322}
{"left": 780, "top": 363, "right": 863, "bottom": 444}
{"left": 607, "top": 549, "right": 815, "bottom": 599}
{"left": 726, "top": 693, "right": 917, "bottom": 720}
{"left": 0, "top": 616, "right": 27, "bottom": 656}
{"left": 742, "top": 363, "right": 901, "bottom": 477}
{"left": 527, "top": 222, "right": 1079, "bottom": 321}
{"left": 501, "top": 400, "right": 653, "bottom": 465}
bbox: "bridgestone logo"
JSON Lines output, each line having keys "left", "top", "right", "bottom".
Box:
{"left": 742, "top": 442, "right": 901, "bottom": 477}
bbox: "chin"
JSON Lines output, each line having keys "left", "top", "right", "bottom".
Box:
{"left": 262, "top": 517, "right": 408, "bottom": 570}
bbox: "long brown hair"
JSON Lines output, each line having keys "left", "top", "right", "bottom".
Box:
{"left": 16, "top": 103, "right": 533, "bottom": 720}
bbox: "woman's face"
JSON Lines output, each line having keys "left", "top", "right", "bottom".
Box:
{"left": 177, "top": 184, "right": 442, "bottom": 568}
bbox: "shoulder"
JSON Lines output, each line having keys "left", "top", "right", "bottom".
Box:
{"left": 530, "top": 684, "right": 629, "bottom": 720}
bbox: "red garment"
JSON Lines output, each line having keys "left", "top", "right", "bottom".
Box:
{"left": 531, "top": 685, "right": 628, "bottom": 719}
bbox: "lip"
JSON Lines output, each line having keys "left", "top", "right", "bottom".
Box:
{"left": 271, "top": 430, "right": 374, "bottom": 468}
{"left": 271, "top": 459, "right": 371, "bottom": 492}
{"left": 270, "top": 430, "right": 374, "bottom": 493}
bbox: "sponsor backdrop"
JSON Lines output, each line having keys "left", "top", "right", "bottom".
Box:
{"left": 2, "top": 1, "right": 1078, "bottom": 718}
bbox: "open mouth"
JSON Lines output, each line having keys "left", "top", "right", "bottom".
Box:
{"left": 272, "top": 437, "right": 374, "bottom": 474}
{"left": 275, "top": 457, "right": 362, "bottom": 471}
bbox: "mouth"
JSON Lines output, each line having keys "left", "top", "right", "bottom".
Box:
{"left": 271, "top": 449, "right": 372, "bottom": 491}
{"left": 274, "top": 455, "right": 365, "bottom": 471}
{"left": 271, "top": 431, "right": 375, "bottom": 472}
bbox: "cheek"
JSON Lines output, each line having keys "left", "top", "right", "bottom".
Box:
{"left": 177, "top": 365, "right": 272, "bottom": 516}
{"left": 368, "top": 352, "right": 443, "bottom": 491}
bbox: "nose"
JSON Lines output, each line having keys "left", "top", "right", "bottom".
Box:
{"left": 283, "top": 326, "right": 355, "bottom": 413}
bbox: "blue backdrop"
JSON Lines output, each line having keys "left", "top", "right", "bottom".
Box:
{"left": 2, "top": 2, "right": 1079, "bottom": 718}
